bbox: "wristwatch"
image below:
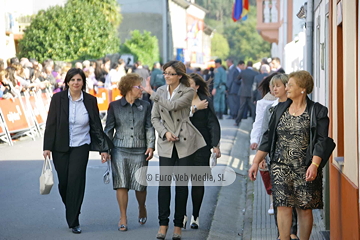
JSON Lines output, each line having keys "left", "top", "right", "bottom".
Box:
{"left": 193, "top": 105, "right": 198, "bottom": 112}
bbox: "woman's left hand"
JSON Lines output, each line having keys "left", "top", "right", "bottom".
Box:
{"left": 213, "top": 147, "right": 221, "bottom": 158}
{"left": 305, "top": 164, "right": 318, "bottom": 181}
{"left": 141, "top": 76, "right": 153, "bottom": 95}
{"left": 145, "top": 148, "right": 154, "bottom": 161}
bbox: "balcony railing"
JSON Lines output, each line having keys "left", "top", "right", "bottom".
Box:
{"left": 263, "top": 0, "right": 278, "bottom": 23}
{"left": 256, "top": 0, "right": 281, "bottom": 44}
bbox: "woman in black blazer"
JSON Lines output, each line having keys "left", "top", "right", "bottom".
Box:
{"left": 43, "top": 68, "right": 113, "bottom": 234}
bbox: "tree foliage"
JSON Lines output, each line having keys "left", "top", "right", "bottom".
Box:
{"left": 211, "top": 32, "right": 229, "bottom": 60}
{"left": 120, "top": 30, "right": 160, "bottom": 67}
{"left": 67, "top": 0, "right": 122, "bottom": 28}
{"left": 196, "top": 0, "right": 270, "bottom": 62}
{"left": 223, "top": 9, "right": 271, "bottom": 62}
{"left": 18, "top": 0, "right": 120, "bottom": 62}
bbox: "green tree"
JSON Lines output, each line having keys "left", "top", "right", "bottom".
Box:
{"left": 211, "top": 32, "right": 229, "bottom": 59}
{"left": 18, "top": 1, "right": 120, "bottom": 62}
{"left": 196, "top": 0, "right": 270, "bottom": 62}
{"left": 120, "top": 30, "right": 160, "bottom": 67}
{"left": 223, "top": 9, "right": 271, "bottom": 62}
{"left": 67, "top": 0, "right": 122, "bottom": 27}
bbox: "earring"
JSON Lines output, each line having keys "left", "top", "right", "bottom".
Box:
{"left": 301, "top": 91, "right": 304, "bottom": 94}
{"left": 196, "top": 89, "right": 198, "bottom": 92}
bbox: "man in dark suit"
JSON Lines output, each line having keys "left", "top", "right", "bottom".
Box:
{"left": 270, "top": 57, "right": 285, "bottom": 73}
{"left": 226, "top": 59, "right": 240, "bottom": 119}
{"left": 234, "top": 61, "right": 259, "bottom": 126}
{"left": 253, "top": 64, "right": 270, "bottom": 102}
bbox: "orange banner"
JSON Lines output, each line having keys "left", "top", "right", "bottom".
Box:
{"left": 90, "top": 88, "right": 110, "bottom": 112}
{"left": 28, "top": 95, "right": 46, "bottom": 125}
{"left": 0, "top": 98, "right": 31, "bottom": 133}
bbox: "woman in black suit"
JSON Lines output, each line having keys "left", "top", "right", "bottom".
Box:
{"left": 187, "top": 73, "right": 221, "bottom": 229}
{"left": 43, "top": 68, "right": 113, "bottom": 234}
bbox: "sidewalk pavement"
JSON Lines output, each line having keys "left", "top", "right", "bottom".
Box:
{"left": 207, "top": 118, "right": 326, "bottom": 240}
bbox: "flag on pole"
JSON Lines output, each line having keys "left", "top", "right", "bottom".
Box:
{"left": 232, "top": 0, "right": 243, "bottom": 22}
{"left": 241, "top": 0, "right": 249, "bottom": 21}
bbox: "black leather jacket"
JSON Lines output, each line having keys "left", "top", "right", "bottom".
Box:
{"left": 258, "top": 97, "right": 330, "bottom": 163}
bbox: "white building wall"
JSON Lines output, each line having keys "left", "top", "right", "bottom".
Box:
{"left": 292, "top": 0, "right": 307, "bottom": 39}
{"left": 313, "top": 0, "right": 329, "bottom": 106}
{"left": 0, "top": 0, "right": 7, "bottom": 61}
{"left": 283, "top": 30, "right": 305, "bottom": 73}
{"left": 119, "top": 0, "right": 163, "bottom": 14}
{"left": 33, "top": 0, "right": 66, "bottom": 14}
{"left": 169, "top": 1, "right": 187, "bottom": 58}
{"left": 272, "top": 0, "right": 306, "bottom": 71}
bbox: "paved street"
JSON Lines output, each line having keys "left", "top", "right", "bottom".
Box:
{"left": 0, "top": 119, "right": 238, "bottom": 240}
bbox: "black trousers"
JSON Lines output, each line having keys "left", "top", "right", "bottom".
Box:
{"left": 158, "top": 147, "right": 193, "bottom": 227}
{"left": 52, "top": 144, "right": 90, "bottom": 228}
{"left": 228, "top": 93, "right": 240, "bottom": 118}
{"left": 235, "top": 96, "right": 255, "bottom": 124}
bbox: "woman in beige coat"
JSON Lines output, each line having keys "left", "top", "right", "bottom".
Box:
{"left": 142, "top": 61, "right": 206, "bottom": 240}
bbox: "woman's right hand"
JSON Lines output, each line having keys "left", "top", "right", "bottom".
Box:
{"left": 250, "top": 143, "right": 258, "bottom": 150}
{"left": 197, "top": 99, "right": 208, "bottom": 110}
{"left": 141, "top": 76, "right": 154, "bottom": 95}
{"left": 165, "top": 132, "right": 179, "bottom": 142}
{"left": 43, "top": 150, "right": 51, "bottom": 160}
{"left": 248, "top": 162, "right": 259, "bottom": 181}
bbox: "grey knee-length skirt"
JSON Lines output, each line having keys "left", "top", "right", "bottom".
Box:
{"left": 111, "top": 147, "right": 148, "bottom": 191}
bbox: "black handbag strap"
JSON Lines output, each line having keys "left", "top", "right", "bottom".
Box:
{"left": 309, "top": 103, "right": 315, "bottom": 156}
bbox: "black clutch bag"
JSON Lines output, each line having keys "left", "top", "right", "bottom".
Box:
{"left": 305, "top": 104, "right": 336, "bottom": 168}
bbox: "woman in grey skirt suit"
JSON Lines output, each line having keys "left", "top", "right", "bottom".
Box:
{"left": 103, "top": 73, "right": 155, "bottom": 231}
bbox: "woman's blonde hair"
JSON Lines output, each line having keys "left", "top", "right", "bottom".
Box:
{"left": 270, "top": 73, "right": 289, "bottom": 87}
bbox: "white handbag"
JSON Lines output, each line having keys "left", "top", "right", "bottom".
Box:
{"left": 103, "top": 160, "right": 111, "bottom": 184}
{"left": 39, "top": 157, "right": 54, "bottom": 195}
{"left": 209, "top": 152, "right": 217, "bottom": 168}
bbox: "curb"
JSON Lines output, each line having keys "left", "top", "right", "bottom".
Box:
{"left": 207, "top": 119, "right": 253, "bottom": 240}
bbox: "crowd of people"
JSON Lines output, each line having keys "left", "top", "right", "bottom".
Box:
{"left": 0, "top": 56, "right": 165, "bottom": 99}
{"left": 0, "top": 54, "right": 332, "bottom": 240}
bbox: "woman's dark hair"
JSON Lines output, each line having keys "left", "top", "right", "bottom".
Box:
{"left": 189, "top": 73, "right": 210, "bottom": 96}
{"left": 64, "top": 68, "right": 86, "bottom": 91}
{"left": 162, "top": 61, "right": 190, "bottom": 87}
{"left": 258, "top": 72, "right": 278, "bottom": 97}
{"left": 27, "top": 67, "right": 35, "bottom": 82}
{"left": 94, "top": 59, "right": 105, "bottom": 82}
{"left": 5, "top": 67, "right": 17, "bottom": 86}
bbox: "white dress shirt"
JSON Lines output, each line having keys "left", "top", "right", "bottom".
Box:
{"left": 68, "top": 91, "right": 91, "bottom": 147}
